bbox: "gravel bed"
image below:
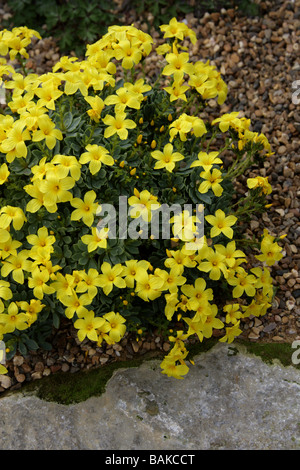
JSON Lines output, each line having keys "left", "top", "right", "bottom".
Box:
{"left": 0, "top": 0, "right": 299, "bottom": 392}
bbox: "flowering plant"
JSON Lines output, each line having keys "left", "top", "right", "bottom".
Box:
{"left": 0, "top": 20, "right": 282, "bottom": 379}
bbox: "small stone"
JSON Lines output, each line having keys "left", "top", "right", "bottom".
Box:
{"left": 15, "top": 373, "right": 26, "bottom": 383}
{"left": 278, "top": 145, "right": 287, "bottom": 155}
{"left": 61, "top": 363, "right": 70, "bottom": 372}
{"left": 131, "top": 341, "right": 140, "bottom": 353}
{"left": 273, "top": 336, "right": 284, "bottom": 342}
{"left": 163, "top": 342, "right": 170, "bottom": 352}
{"left": 31, "top": 371, "right": 43, "bottom": 380}
{"left": 13, "top": 355, "right": 24, "bottom": 367}
{"left": 34, "top": 362, "right": 44, "bottom": 373}
{"left": 263, "top": 322, "right": 277, "bottom": 333}
{"left": 286, "top": 299, "right": 295, "bottom": 311}
{"left": 250, "top": 220, "right": 260, "bottom": 230}
{"left": 100, "top": 357, "right": 109, "bottom": 364}
{"left": 251, "top": 327, "right": 262, "bottom": 336}
{"left": 22, "top": 363, "right": 32, "bottom": 373}
{"left": 0, "top": 375, "right": 12, "bottom": 389}
{"left": 287, "top": 278, "right": 296, "bottom": 288}
{"left": 248, "top": 332, "right": 260, "bottom": 340}
{"left": 254, "top": 318, "right": 262, "bottom": 327}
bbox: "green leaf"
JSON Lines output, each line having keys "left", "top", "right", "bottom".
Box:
{"left": 25, "top": 338, "right": 39, "bottom": 351}
{"left": 63, "top": 111, "right": 73, "bottom": 129}
{"left": 52, "top": 313, "right": 60, "bottom": 329}
{"left": 18, "top": 341, "right": 27, "bottom": 356}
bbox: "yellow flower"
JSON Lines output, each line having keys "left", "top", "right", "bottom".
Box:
{"left": 181, "top": 277, "right": 213, "bottom": 310}
{"left": 103, "top": 111, "right": 136, "bottom": 140}
{"left": 96, "top": 320, "right": 112, "bottom": 346}
{"left": 128, "top": 188, "right": 160, "bottom": 222}
{"left": 79, "top": 144, "right": 114, "bottom": 175}
{"left": 81, "top": 227, "right": 109, "bottom": 253}
{"left": 214, "top": 241, "right": 246, "bottom": 268}
{"left": 27, "top": 226, "right": 55, "bottom": 252}
{"left": 160, "top": 342, "right": 189, "bottom": 379}
{"left": 227, "top": 271, "right": 257, "bottom": 298}
{"left": 31, "top": 115, "right": 63, "bottom": 149}
{"left": 39, "top": 175, "right": 75, "bottom": 208}
{"left": 183, "top": 314, "right": 204, "bottom": 342}
{"left": 0, "top": 233, "right": 20, "bottom": 258}
{"left": 51, "top": 273, "right": 76, "bottom": 300}
{"left": 135, "top": 271, "right": 164, "bottom": 302}
{"left": 212, "top": 112, "right": 240, "bottom": 132}
{"left": 197, "top": 247, "right": 227, "bottom": 281}
{"left": 169, "top": 114, "right": 192, "bottom": 141}
{"left": 219, "top": 321, "right": 242, "bottom": 344}
{"left": 164, "top": 292, "right": 179, "bottom": 321}
{"left": 251, "top": 267, "right": 273, "bottom": 296}
{"left": 190, "top": 151, "right": 222, "bottom": 172}
{"left": 223, "top": 303, "right": 243, "bottom": 324}
{"left": 0, "top": 302, "right": 28, "bottom": 334}
{"left": 205, "top": 209, "right": 237, "bottom": 239}
{"left": 164, "top": 249, "right": 196, "bottom": 275}
{"left": 35, "top": 83, "right": 63, "bottom": 110}
{"left": 160, "top": 18, "right": 190, "bottom": 42}
{"left": 162, "top": 51, "right": 194, "bottom": 82}
{"left": 97, "top": 262, "right": 126, "bottom": 296}
{"left": 51, "top": 154, "right": 82, "bottom": 181}
{"left": 104, "top": 86, "right": 141, "bottom": 113}
{"left": 1, "top": 250, "right": 32, "bottom": 284}
{"left": 85, "top": 95, "right": 105, "bottom": 122}
{"left": 202, "top": 305, "right": 224, "bottom": 338}
{"left": 255, "top": 229, "right": 283, "bottom": 266}
{"left": 18, "top": 299, "right": 45, "bottom": 326}
{"left": 103, "top": 311, "right": 126, "bottom": 343}
{"left": 70, "top": 190, "right": 98, "bottom": 227}
{"left": 114, "top": 37, "right": 143, "bottom": 69}
{"left": 0, "top": 119, "right": 31, "bottom": 162}
{"left": 156, "top": 43, "right": 172, "bottom": 55}
{"left": 122, "top": 259, "right": 150, "bottom": 288}
{"left": 24, "top": 182, "right": 52, "bottom": 213}
{"left": 199, "top": 168, "right": 223, "bottom": 197}
{"left": 0, "top": 206, "right": 27, "bottom": 231}
{"left": 151, "top": 143, "right": 184, "bottom": 173}
{"left": 164, "top": 80, "right": 190, "bottom": 102}
{"left": 76, "top": 268, "right": 102, "bottom": 299}
{"left": 74, "top": 311, "right": 106, "bottom": 342}
{"left": 155, "top": 267, "right": 186, "bottom": 293}
{"left": 160, "top": 354, "right": 189, "bottom": 379}
{"left": 0, "top": 280, "right": 13, "bottom": 302}
{"left": 241, "top": 299, "right": 265, "bottom": 318}
{"left": 247, "top": 176, "right": 272, "bottom": 195}
{"left": 62, "top": 70, "right": 88, "bottom": 96}
{"left": 124, "top": 78, "right": 151, "bottom": 96}
{"left": 0, "top": 163, "right": 10, "bottom": 185}
{"left": 28, "top": 266, "right": 56, "bottom": 300}
{"left": 60, "top": 292, "right": 91, "bottom": 319}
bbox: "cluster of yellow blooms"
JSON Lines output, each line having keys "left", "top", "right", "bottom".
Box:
{"left": 0, "top": 19, "right": 282, "bottom": 379}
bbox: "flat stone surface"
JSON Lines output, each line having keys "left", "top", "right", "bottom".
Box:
{"left": 0, "top": 343, "right": 299, "bottom": 450}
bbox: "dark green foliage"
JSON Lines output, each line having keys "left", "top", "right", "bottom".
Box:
{"left": 4, "top": 0, "right": 118, "bottom": 56}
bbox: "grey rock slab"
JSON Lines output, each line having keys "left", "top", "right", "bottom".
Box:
{"left": 0, "top": 343, "right": 299, "bottom": 450}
